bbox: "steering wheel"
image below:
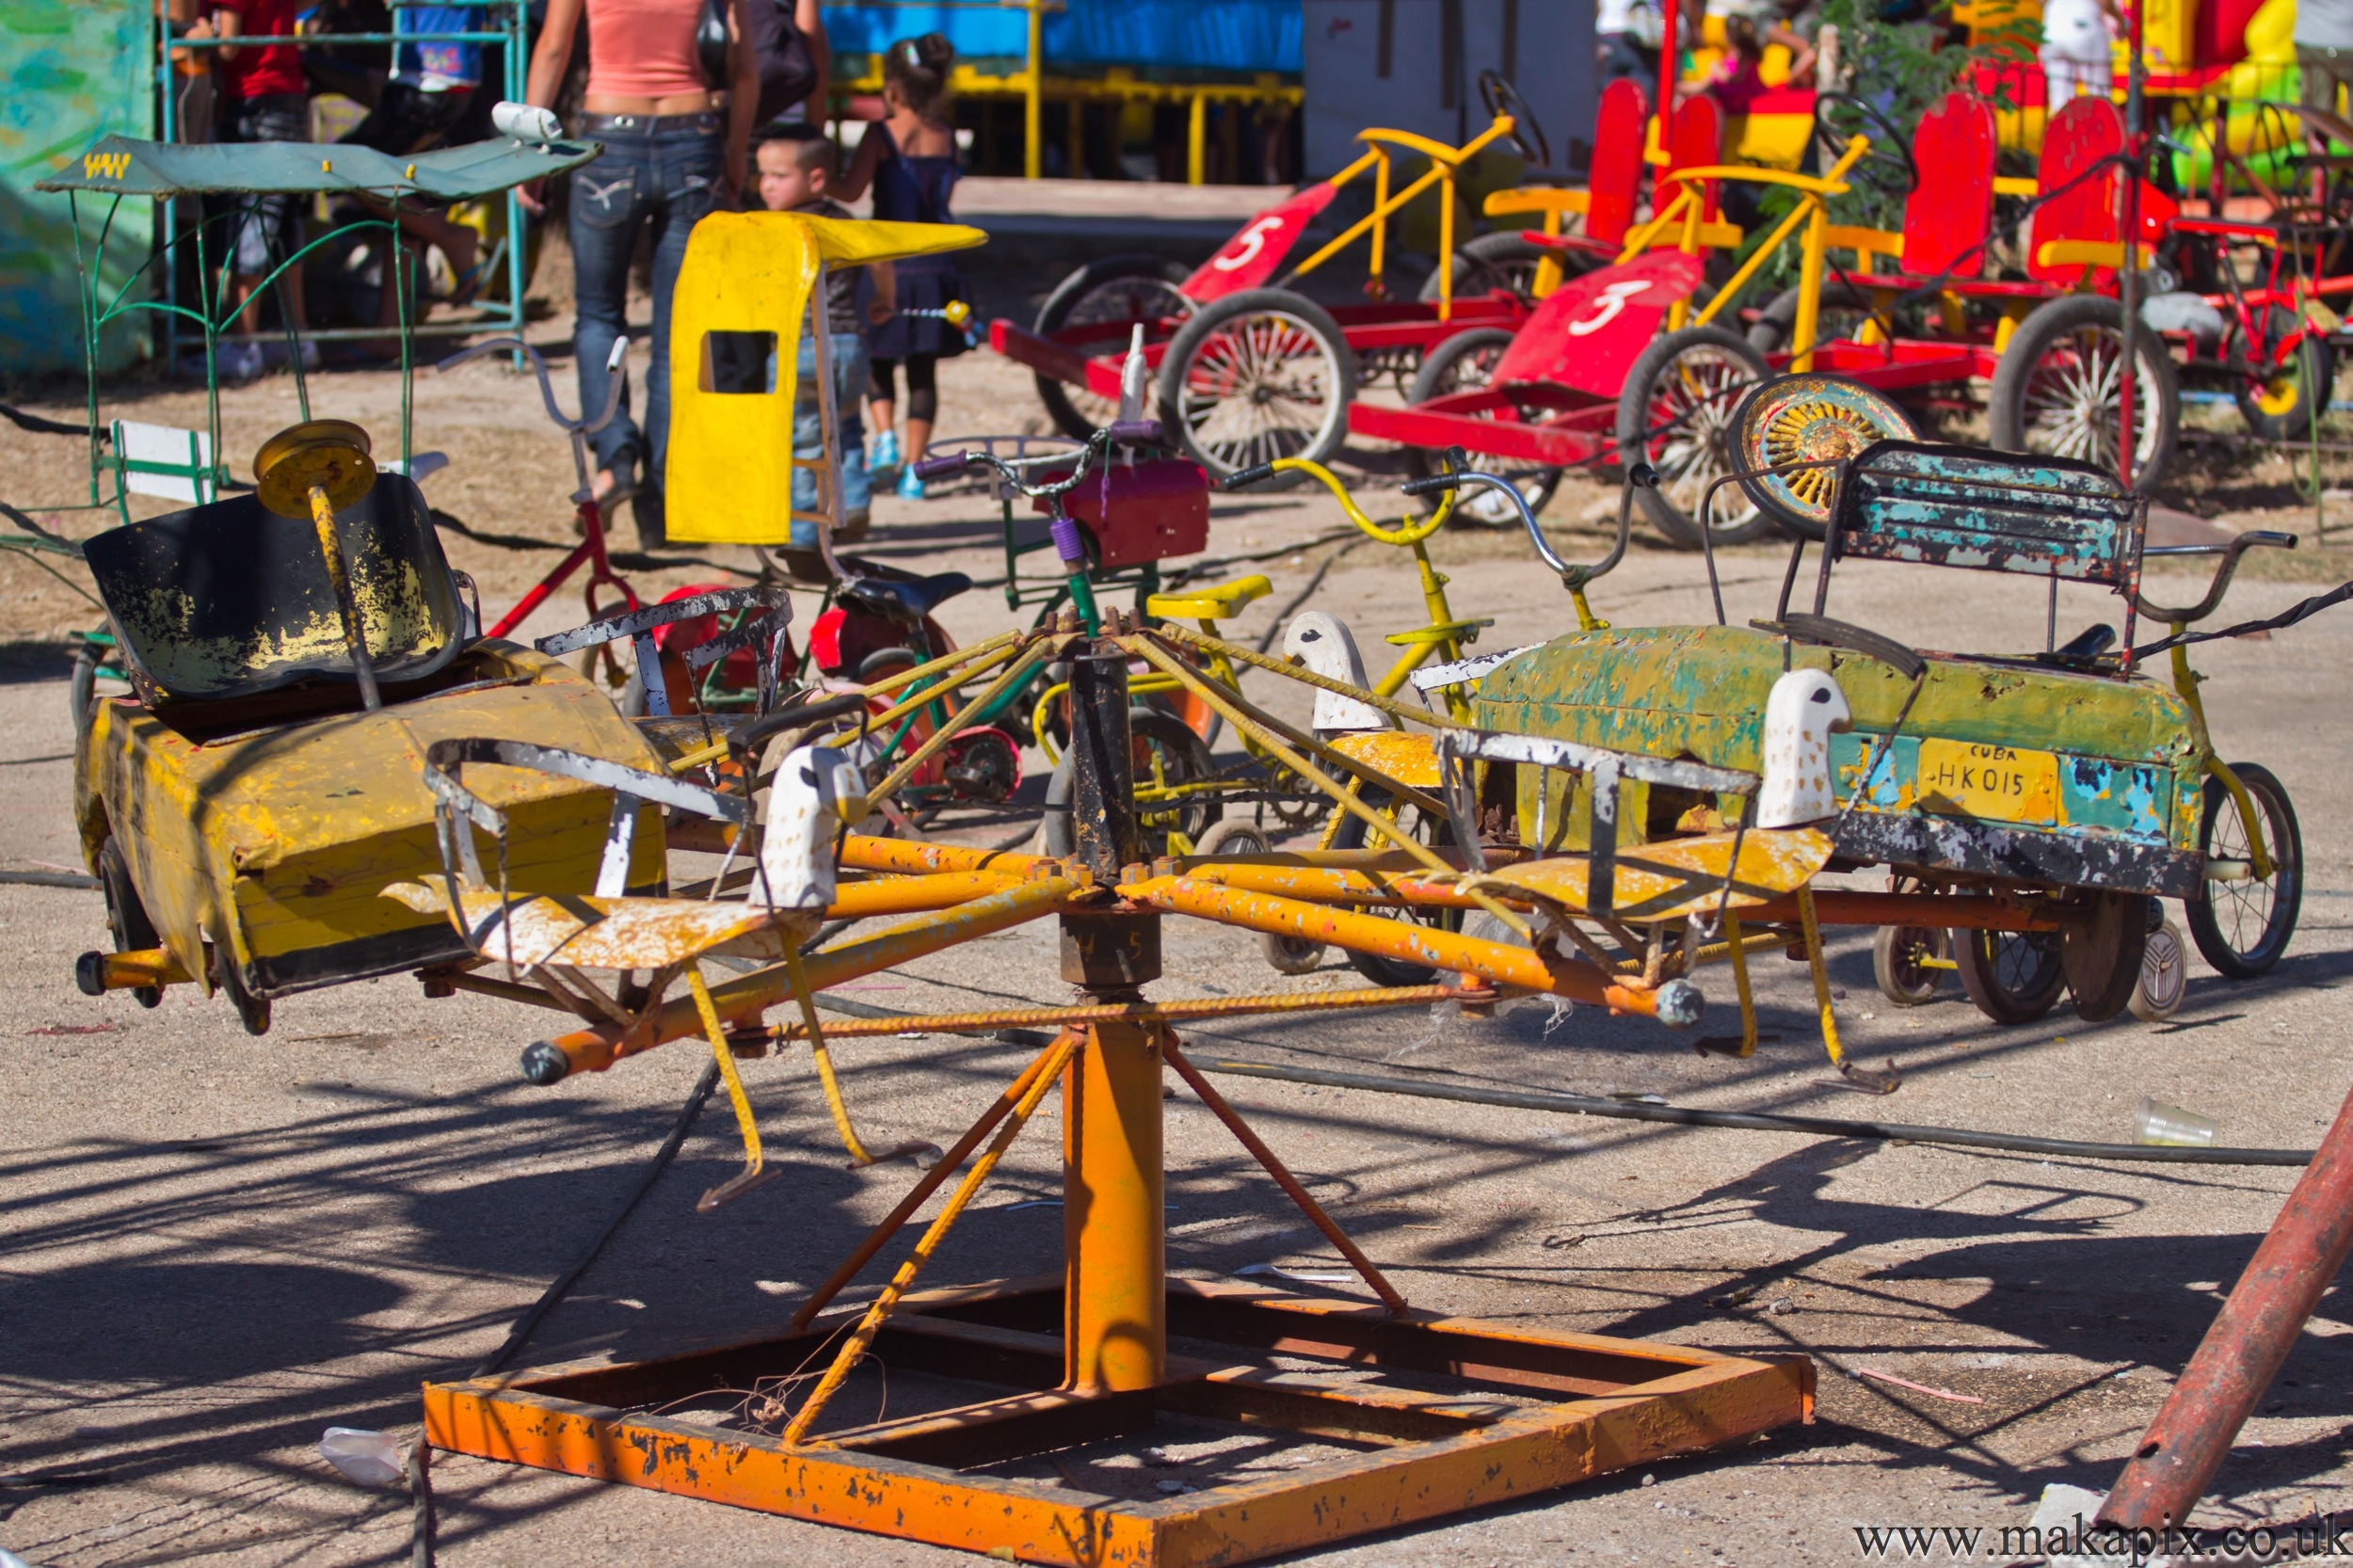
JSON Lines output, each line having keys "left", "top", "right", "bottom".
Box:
{"left": 1479, "top": 70, "right": 1550, "bottom": 169}
{"left": 1731, "top": 372, "right": 1919, "bottom": 538}
{"left": 1812, "top": 90, "right": 1917, "bottom": 206}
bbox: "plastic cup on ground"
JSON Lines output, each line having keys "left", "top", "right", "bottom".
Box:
{"left": 2134, "top": 1096, "right": 2218, "bottom": 1148}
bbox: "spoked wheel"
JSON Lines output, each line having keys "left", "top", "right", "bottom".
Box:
{"left": 1417, "top": 232, "right": 1572, "bottom": 308}
{"left": 2059, "top": 891, "right": 2149, "bottom": 1023}
{"left": 1951, "top": 925, "right": 2068, "bottom": 1024}
{"left": 1043, "top": 710, "right": 1223, "bottom": 858}
{"left": 1615, "top": 325, "right": 1775, "bottom": 548}
{"left": 2186, "top": 760, "right": 2302, "bottom": 978}
{"left": 1326, "top": 798, "right": 1459, "bottom": 986}
{"left": 2228, "top": 308, "right": 2336, "bottom": 441}
{"left": 1196, "top": 819, "right": 1330, "bottom": 974}
{"left": 1158, "top": 288, "right": 1356, "bottom": 485}
{"left": 1989, "top": 294, "right": 2179, "bottom": 489}
{"left": 1731, "top": 372, "right": 1919, "bottom": 540}
{"left": 1743, "top": 279, "right": 1884, "bottom": 358}
{"left": 1401, "top": 327, "right": 1564, "bottom": 523}
{"left": 1873, "top": 923, "right": 1948, "bottom": 1006}
{"left": 1032, "top": 254, "right": 1195, "bottom": 440}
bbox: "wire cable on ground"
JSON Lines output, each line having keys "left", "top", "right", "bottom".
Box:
{"left": 786, "top": 989, "right": 2313, "bottom": 1167}
{"left": 0, "top": 403, "right": 95, "bottom": 438}
{"left": 410, "top": 1059, "right": 720, "bottom": 1567}
{"left": 1194, "top": 1058, "right": 2313, "bottom": 1166}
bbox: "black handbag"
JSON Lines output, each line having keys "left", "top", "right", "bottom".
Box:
{"left": 699, "top": 0, "right": 821, "bottom": 123}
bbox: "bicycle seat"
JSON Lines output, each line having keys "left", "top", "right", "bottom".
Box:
{"left": 1144, "top": 575, "right": 1273, "bottom": 622}
{"left": 836, "top": 569, "right": 973, "bottom": 625}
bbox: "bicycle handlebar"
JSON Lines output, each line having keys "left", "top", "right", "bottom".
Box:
{"left": 436, "top": 335, "right": 628, "bottom": 438}
{"left": 728, "top": 692, "right": 872, "bottom": 764}
{"left": 915, "top": 420, "right": 1166, "bottom": 494}
{"left": 1229, "top": 455, "right": 1454, "bottom": 545}
{"left": 2135, "top": 529, "right": 2297, "bottom": 625}
{"left": 1405, "top": 462, "right": 1656, "bottom": 587}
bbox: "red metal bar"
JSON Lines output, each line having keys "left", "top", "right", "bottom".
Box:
{"left": 2098, "top": 1076, "right": 2353, "bottom": 1528}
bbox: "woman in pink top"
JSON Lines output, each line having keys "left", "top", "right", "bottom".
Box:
{"left": 527, "top": 0, "right": 759, "bottom": 547}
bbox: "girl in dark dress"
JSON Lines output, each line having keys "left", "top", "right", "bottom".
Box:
{"left": 836, "top": 33, "right": 964, "bottom": 497}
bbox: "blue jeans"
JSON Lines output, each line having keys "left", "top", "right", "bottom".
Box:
{"left": 568, "top": 112, "right": 722, "bottom": 539}
{"left": 791, "top": 331, "right": 870, "bottom": 547}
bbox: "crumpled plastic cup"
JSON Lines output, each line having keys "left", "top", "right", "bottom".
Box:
{"left": 2135, "top": 1095, "right": 2218, "bottom": 1148}
{"left": 318, "top": 1427, "right": 408, "bottom": 1488}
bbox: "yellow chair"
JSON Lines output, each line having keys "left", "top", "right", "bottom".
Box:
{"left": 665, "top": 212, "right": 985, "bottom": 546}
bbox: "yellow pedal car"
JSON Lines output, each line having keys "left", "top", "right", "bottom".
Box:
{"left": 71, "top": 422, "right": 667, "bottom": 1035}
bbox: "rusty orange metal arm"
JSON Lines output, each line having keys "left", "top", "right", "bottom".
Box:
{"left": 1176, "top": 860, "right": 1506, "bottom": 909}
{"left": 840, "top": 834, "right": 1056, "bottom": 880}
{"left": 825, "top": 870, "right": 1026, "bottom": 920}
{"left": 520, "top": 876, "right": 1082, "bottom": 1080}
{"left": 1125, "top": 874, "right": 1698, "bottom": 1024}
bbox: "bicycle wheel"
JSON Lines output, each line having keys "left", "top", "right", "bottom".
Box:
{"left": 1032, "top": 254, "right": 1195, "bottom": 440}
{"left": 1042, "top": 709, "right": 1223, "bottom": 857}
{"left": 1873, "top": 923, "right": 1947, "bottom": 1007}
{"left": 96, "top": 839, "right": 164, "bottom": 1010}
{"left": 2229, "top": 307, "right": 2336, "bottom": 442}
{"left": 1198, "top": 818, "right": 1329, "bottom": 973}
{"left": 1951, "top": 925, "right": 2068, "bottom": 1024}
{"left": 1158, "top": 288, "right": 1355, "bottom": 484}
{"left": 1989, "top": 294, "right": 2178, "bottom": 490}
{"left": 1326, "top": 798, "right": 1460, "bottom": 987}
{"left": 1417, "top": 232, "right": 1569, "bottom": 307}
{"left": 1614, "top": 325, "right": 1775, "bottom": 549}
{"left": 2185, "top": 761, "right": 2302, "bottom": 978}
{"left": 1401, "top": 327, "right": 1564, "bottom": 523}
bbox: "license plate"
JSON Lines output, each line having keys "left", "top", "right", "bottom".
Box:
{"left": 1917, "top": 739, "right": 2059, "bottom": 825}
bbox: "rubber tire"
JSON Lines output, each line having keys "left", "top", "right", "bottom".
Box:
{"left": 2231, "top": 309, "right": 2337, "bottom": 441}
{"left": 1197, "top": 819, "right": 1329, "bottom": 973}
{"left": 2129, "top": 918, "right": 2190, "bottom": 1022}
{"left": 70, "top": 639, "right": 107, "bottom": 746}
{"left": 1743, "top": 279, "right": 1880, "bottom": 356}
{"left": 1988, "top": 293, "right": 2179, "bottom": 492}
{"left": 1615, "top": 325, "right": 1777, "bottom": 549}
{"left": 1041, "top": 710, "right": 1223, "bottom": 858}
{"left": 1326, "top": 802, "right": 1459, "bottom": 987}
{"left": 1032, "top": 253, "right": 1195, "bottom": 440}
{"left": 1157, "top": 287, "right": 1356, "bottom": 487}
{"left": 1417, "top": 232, "right": 1572, "bottom": 307}
{"left": 1872, "top": 923, "right": 1946, "bottom": 1007}
{"left": 2185, "top": 760, "right": 2302, "bottom": 978}
{"left": 1951, "top": 926, "right": 2069, "bottom": 1024}
{"left": 213, "top": 943, "right": 272, "bottom": 1036}
{"left": 1399, "top": 328, "right": 1567, "bottom": 524}
{"left": 98, "top": 839, "right": 165, "bottom": 1010}
{"left": 2061, "top": 891, "right": 2150, "bottom": 1023}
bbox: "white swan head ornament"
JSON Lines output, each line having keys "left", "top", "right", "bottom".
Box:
{"left": 1282, "top": 611, "right": 1388, "bottom": 734}
{"left": 1757, "top": 668, "right": 1851, "bottom": 828}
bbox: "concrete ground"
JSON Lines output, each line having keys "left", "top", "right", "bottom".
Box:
{"left": 7, "top": 302, "right": 2353, "bottom": 1568}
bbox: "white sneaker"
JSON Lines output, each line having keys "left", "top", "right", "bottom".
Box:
{"left": 216, "top": 342, "right": 264, "bottom": 383}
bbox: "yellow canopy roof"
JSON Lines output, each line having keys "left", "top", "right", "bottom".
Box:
{"left": 664, "top": 211, "right": 987, "bottom": 547}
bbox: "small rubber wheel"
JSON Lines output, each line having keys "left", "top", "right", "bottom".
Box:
{"left": 1326, "top": 800, "right": 1459, "bottom": 987}
{"left": 1614, "top": 325, "right": 1775, "bottom": 549}
{"left": 1197, "top": 819, "right": 1329, "bottom": 973}
{"left": 1730, "top": 372, "right": 1919, "bottom": 541}
{"left": 1989, "top": 293, "right": 2179, "bottom": 491}
{"left": 2129, "top": 918, "right": 2191, "bottom": 1022}
{"left": 1951, "top": 926, "right": 2068, "bottom": 1024}
{"left": 2185, "top": 761, "right": 2302, "bottom": 978}
{"left": 98, "top": 839, "right": 164, "bottom": 1009}
{"left": 2060, "top": 891, "right": 2150, "bottom": 1023}
{"left": 2231, "top": 308, "right": 2336, "bottom": 441}
{"left": 1872, "top": 923, "right": 1946, "bottom": 1007}
{"left": 1401, "top": 327, "right": 1563, "bottom": 523}
{"left": 1032, "top": 253, "right": 1195, "bottom": 440}
{"left": 1157, "top": 288, "right": 1356, "bottom": 485}
{"left": 213, "top": 944, "right": 272, "bottom": 1037}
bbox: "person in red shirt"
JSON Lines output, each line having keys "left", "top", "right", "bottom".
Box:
{"left": 211, "top": 0, "right": 312, "bottom": 379}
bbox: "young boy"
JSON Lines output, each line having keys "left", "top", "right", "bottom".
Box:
{"left": 756, "top": 123, "right": 894, "bottom": 544}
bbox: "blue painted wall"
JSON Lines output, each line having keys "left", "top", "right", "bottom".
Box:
{"left": 821, "top": 1, "right": 1302, "bottom": 72}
